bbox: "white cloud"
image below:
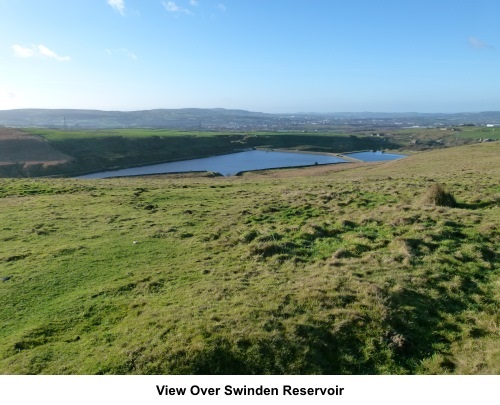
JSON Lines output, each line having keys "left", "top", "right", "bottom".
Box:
{"left": 12, "top": 44, "right": 36, "bottom": 58}
{"left": 163, "top": 1, "right": 192, "bottom": 14}
{"left": 37, "top": 45, "right": 71, "bottom": 61}
{"left": 189, "top": 0, "right": 199, "bottom": 6}
{"left": 217, "top": 3, "right": 226, "bottom": 12}
{"left": 468, "top": 37, "right": 495, "bottom": 50}
{"left": 108, "top": 0, "right": 125, "bottom": 16}
{"left": 12, "top": 44, "right": 71, "bottom": 61}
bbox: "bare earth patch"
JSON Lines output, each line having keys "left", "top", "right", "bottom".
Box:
{"left": 241, "top": 161, "right": 380, "bottom": 178}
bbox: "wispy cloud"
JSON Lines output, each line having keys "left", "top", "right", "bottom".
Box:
{"left": 217, "top": 3, "right": 226, "bottom": 12}
{"left": 107, "top": 0, "right": 125, "bottom": 16}
{"left": 163, "top": 1, "right": 192, "bottom": 14}
{"left": 189, "top": 0, "right": 199, "bottom": 6}
{"left": 38, "top": 45, "right": 71, "bottom": 61}
{"left": 468, "top": 37, "right": 495, "bottom": 50}
{"left": 12, "top": 44, "right": 71, "bottom": 61}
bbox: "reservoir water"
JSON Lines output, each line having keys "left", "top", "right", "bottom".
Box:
{"left": 78, "top": 150, "right": 406, "bottom": 179}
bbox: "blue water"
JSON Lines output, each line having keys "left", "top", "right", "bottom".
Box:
{"left": 78, "top": 150, "right": 348, "bottom": 178}
{"left": 78, "top": 150, "right": 407, "bottom": 179}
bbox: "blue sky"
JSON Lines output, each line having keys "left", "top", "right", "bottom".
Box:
{"left": 1, "top": 0, "right": 499, "bottom": 113}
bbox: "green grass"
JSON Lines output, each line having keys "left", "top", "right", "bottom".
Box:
{"left": 381, "top": 126, "right": 500, "bottom": 151}
{"left": 28, "top": 128, "right": 226, "bottom": 140}
{"left": 454, "top": 126, "right": 500, "bottom": 140}
{"left": 0, "top": 142, "right": 498, "bottom": 374}
{"left": 29, "top": 128, "right": 360, "bottom": 141}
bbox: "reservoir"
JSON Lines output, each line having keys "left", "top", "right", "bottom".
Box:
{"left": 78, "top": 150, "right": 406, "bottom": 179}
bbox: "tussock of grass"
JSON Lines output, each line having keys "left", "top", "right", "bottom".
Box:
{"left": 421, "top": 183, "right": 457, "bottom": 207}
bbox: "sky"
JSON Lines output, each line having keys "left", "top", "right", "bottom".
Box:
{"left": 0, "top": 0, "right": 499, "bottom": 113}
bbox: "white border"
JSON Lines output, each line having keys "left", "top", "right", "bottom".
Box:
{"left": 1, "top": 375, "right": 498, "bottom": 405}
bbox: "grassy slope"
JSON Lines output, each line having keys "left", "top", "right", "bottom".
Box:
{"left": 0, "top": 142, "right": 498, "bottom": 374}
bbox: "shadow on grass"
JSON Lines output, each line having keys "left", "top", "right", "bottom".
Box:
{"left": 456, "top": 200, "right": 498, "bottom": 210}
{"left": 385, "top": 271, "right": 490, "bottom": 372}
{"left": 179, "top": 270, "right": 492, "bottom": 374}
{"left": 182, "top": 323, "right": 384, "bottom": 375}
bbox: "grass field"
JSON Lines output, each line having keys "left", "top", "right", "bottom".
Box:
{"left": 0, "top": 142, "right": 498, "bottom": 374}
{"left": 380, "top": 126, "right": 500, "bottom": 151}
{"left": 27, "top": 128, "right": 220, "bottom": 140}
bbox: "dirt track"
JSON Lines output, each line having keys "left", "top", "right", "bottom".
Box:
{"left": 0, "top": 128, "right": 72, "bottom": 164}
{"left": 239, "top": 161, "right": 380, "bottom": 178}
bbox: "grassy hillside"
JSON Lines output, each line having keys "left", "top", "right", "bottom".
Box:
{"left": 0, "top": 142, "right": 498, "bottom": 374}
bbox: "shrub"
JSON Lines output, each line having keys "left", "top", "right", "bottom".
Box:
{"left": 421, "top": 183, "right": 456, "bottom": 207}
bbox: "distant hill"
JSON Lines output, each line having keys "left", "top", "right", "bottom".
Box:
{"left": 0, "top": 108, "right": 499, "bottom": 130}
{"left": 0, "top": 108, "right": 273, "bottom": 130}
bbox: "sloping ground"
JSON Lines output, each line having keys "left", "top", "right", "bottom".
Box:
{"left": 0, "top": 129, "right": 73, "bottom": 177}
{"left": 0, "top": 142, "right": 498, "bottom": 374}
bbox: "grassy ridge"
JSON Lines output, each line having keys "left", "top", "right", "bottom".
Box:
{"left": 0, "top": 142, "right": 498, "bottom": 374}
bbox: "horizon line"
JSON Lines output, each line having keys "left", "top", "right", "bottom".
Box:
{"left": 1, "top": 107, "right": 499, "bottom": 115}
